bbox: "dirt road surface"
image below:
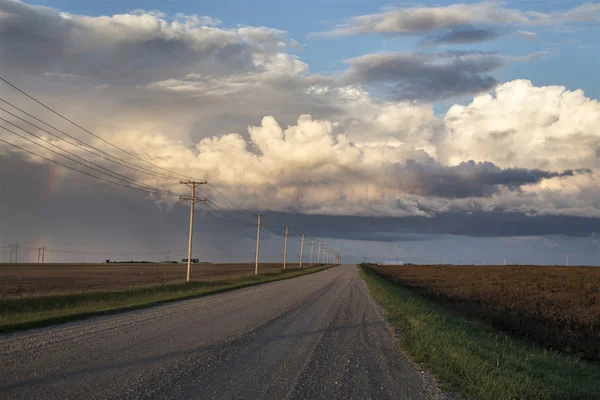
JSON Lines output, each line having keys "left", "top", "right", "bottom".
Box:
{"left": 0, "top": 265, "right": 443, "bottom": 399}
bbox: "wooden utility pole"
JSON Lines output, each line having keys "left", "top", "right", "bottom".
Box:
{"left": 179, "top": 180, "right": 207, "bottom": 282}
{"left": 317, "top": 241, "right": 321, "bottom": 264}
{"left": 283, "top": 226, "right": 289, "bottom": 270}
{"left": 255, "top": 214, "right": 262, "bottom": 275}
{"left": 309, "top": 239, "right": 315, "bottom": 266}
{"left": 299, "top": 234, "right": 305, "bottom": 268}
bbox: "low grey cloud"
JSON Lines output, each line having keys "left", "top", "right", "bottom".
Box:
{"left": 387, "top": 160, "right": 591, "bottom": 199}
{"left": 424, "top": 27, "right": 502, "bottom": 45}
{"left": 317, "top": 2, "right": 600, "bottom": 39}
{"left": 342, "top": 51, "right": 503, "bottom": 101}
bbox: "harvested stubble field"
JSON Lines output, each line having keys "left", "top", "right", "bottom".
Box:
{"left": 0, "top": 262, "right": 300, "bottom": 298}
{"left": 370, "top": 264, "right": 600, "bottom": 363}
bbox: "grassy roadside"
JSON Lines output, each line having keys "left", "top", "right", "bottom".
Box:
{"left": 1, "top": 264, "right": 337, "bottom": 334}
{"left": 359, "top": 265, "right": 600, "bottom": 400}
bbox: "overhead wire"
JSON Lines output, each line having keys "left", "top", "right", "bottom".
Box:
{"left": 0, "top": 133, "right": 177, "bottom": 196}
{"left": 0, "top": 77, "right": 339, "bottom": 261}
{"left": 194, "top": 202, "right": 254, "bottom": 227}
{"left": 207, "top": 182, "right": 256, "bottom": 216}
{"left": 201, "top": 202, "right": 254, "bottom": 226}
{"left": 0, "top": 101, "right": 182, "bottom": 181}
{"left": 0, "top": 76, "right": 197, "bottom": 180}
{"left": 0, "top": 117, "right": 178, "bottom": 196}
{"left": 197, "top": 186, "right": 256, "bottom": 216}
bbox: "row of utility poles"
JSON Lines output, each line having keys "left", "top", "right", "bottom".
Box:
{"left": 255, "top": 220, "right": 340, "bottom": 275}
{"left": 180, "top": 181, "right": 340, "bottom": 282}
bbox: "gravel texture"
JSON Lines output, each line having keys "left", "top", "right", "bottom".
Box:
{"left": 0, "top": 265, "right": 447, "bottom": 399}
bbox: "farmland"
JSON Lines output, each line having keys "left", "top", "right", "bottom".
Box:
{"left": 369, "top": 264, "right": 600, "bottom": 363}
{"left": 0, "top": 263, "right": 331, "bottom": 333}
{"left": 0, "top": 262, "right": 301, "bottom": 298}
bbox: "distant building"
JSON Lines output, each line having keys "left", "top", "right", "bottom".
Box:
{"left": 381, "top": 261, "right": 405, "bottom": 265}
{"left": 181, "top": 258, "right": 200, "bottom": 264}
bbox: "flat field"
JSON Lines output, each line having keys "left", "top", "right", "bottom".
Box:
{"left": 369, "top": 264, "right": 600, "bottom": 362}
{"left": 0, "top": 262, "right": 301, "bottom": 297}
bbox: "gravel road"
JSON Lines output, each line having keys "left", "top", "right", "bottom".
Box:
{"left": 0, "top": 265, "right": 444, "bottom": 399}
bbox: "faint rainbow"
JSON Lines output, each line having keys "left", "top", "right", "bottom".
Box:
{"left": 47, "top": 164, "right": 69, "bottom": 195}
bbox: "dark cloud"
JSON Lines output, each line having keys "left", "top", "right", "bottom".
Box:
{"left": 425, "top": 27, "right": 501, "bottom": 45}
{"left": 1, "top": 155, "right": 598, "bottom": 265}
{"left": 267, "top": 211, "right": 600, "bottom": 241}
{"left": 388, "top": 160, "right": 591, "bottom": 199}
{"left": 343, "top": 51, "right": 503, "bottom": 101}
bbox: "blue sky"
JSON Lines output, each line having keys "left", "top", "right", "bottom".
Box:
{"left": 32, "top": 0, "right": 600, "bottom": 101}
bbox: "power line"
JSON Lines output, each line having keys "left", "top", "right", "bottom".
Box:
{"left": 0, "top": 117, "right": 176, "bottom": 196}
{"left": 207, "top": 183, "right": 255, "bottom": 216}
{"left": 204, "top": 200, "right": 255, "bottom": 226}
{"left": 195, "top": 202, "right": 254, "bottom": 227}
{"left": 46, "top": 249, "right": 167, "bottom": 255}
{"left": 0, "top": 133, "right": 178, "bottom": 196}
{"left": 197, "top": 187, "right": 255, "bottom": 216}
{"left": 0, "top": 76, "right": 197, "bottom": 181}
{"left": 0, "top": 101, "right": 182, "bottom": 181}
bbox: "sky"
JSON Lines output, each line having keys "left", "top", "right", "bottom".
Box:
{"left": 0, "top": 0, "right": 599, "bottom": 265}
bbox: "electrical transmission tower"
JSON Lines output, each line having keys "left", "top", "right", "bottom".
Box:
{"left": 37, "top": 246, "right": 47, "bottom": 264}
{"left": 9, "top": 243, "right": 20, "bottom": 263}
{"left": 179, "top": 180, "right": 207, "bottom": 282}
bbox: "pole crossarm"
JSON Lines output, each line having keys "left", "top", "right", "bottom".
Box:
{"left": 179, "top": 196, "right": 207, "bottom": 204}
{"left": 179, "top": 180, "right": 208, "bottom": 186}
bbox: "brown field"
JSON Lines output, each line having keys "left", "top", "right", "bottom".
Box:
{"left": 369, "top": 264, "right": 600, "bottom": 363}
{"left": 0, "top": 262, "right": 302, "bottom": 298}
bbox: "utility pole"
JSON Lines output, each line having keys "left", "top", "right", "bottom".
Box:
{"left": 166, "top": 249, "right": 170, "bottom": 262}
{"left": 317, "top": 241, "right": 321, "bottom": 264}
{"left": 283, "top": 226, "right": 289, "bottom": 270}
{"left": 255, "top": 214, "right": 262, "bottom": 275}
{"left": 504, "top": 256, "right": 506, "bottom": 266}
{"left": 37, "top": 246, "right": 46, "bottom": 264}
{"left": 566, "top": 255, "right": 569, "bottom": 266}
{"left": 299, "top": 234, "right": 305, "bottom": 268}
{"left": 179, "top": 180, "right": 207, "bottom": 282}
{"left": 309, "top": 239, "right": 315, "bottom": 266}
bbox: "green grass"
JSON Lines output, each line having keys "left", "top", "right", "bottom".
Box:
{"left": 359, "top": 265, "right": 600, "bottom": 400}
{"left": 0, "top": 264, "right": 336, "bottom": 334}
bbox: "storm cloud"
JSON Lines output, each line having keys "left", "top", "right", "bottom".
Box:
{"left": 389, "top": 160, "right": 591, "bottom": 199}
{"left": 0, "top": 1, "right": 599, "bottom": 264}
